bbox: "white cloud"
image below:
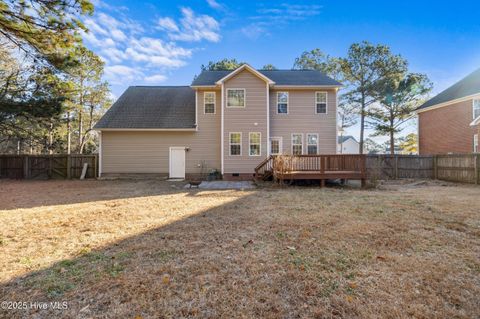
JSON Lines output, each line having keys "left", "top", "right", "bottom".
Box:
{"left": 206, "top": 0, "right": 221, "bottom": 10}
{"left": 242, "top": 3, "right": 321, "bottom": 40}
{"left": 157, "top": 7, "right": 220, "bottom": 43}
{"left": 110, "top": 29, "right": 127, "bottom": 41}
{"left": 82, "top": 6, "right": 223, "bottom": 88}
{"left": 157, "top": 17, "right": 179, "bottom": 32}
{"left": 104, "top": 65, "right": 143, "bottom": 84}
{"left": 144, "top": 74, "right": 167, "bottom": 83}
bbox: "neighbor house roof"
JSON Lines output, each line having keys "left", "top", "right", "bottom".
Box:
{"left": 418, "top": 68, "right": 480, "bottom": 111}
{"left": 338, "top": 135, "right": 358, "bottom": 144}
{"left": 94, "top": 86, "right": 195, "bottom": 129}
{"left": 192, "top": 69, "right": 342, "bottom": 87}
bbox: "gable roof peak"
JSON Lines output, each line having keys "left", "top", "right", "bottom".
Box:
{"left": 215, "top": 64, "right": 275, "bottom": 85}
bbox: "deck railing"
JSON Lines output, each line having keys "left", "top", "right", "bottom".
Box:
{"left": 255, "top": 154, "right": 367, "bottom": 178}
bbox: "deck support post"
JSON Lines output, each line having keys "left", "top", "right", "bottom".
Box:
{"left": 320, "top": 179, "right": 326, "bottom": 188}
{"left": 361, "top": 178, "right": 366, "bottom": 188}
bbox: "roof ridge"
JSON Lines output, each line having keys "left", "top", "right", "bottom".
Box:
{"left": 132, "top": 85, "right": 192, "bottom": 88}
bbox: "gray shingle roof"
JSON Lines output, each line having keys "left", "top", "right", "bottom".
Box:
{"left": 94, "top": 86, "right": 195, "bottom": 129}
{"left": 418, "top": 68, "right": 480, "bottom": 110}
{"left": 191, "top": 69, "right": 342, "bottom": 86}
{"left": 338, "top": 135, "right": 357, "bottom": 143}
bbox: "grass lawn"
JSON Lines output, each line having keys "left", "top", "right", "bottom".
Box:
{"left": 0, "top": 179, "right": 479, "bottom": 318}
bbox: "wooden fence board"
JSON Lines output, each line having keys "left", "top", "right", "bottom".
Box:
{"left": 366, "top": 154, "right": 478, "bottom": 183}
{"left": 0, "top": 154, "right": 97, "bottom": 180}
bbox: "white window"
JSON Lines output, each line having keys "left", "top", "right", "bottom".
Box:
{"left": 204, "top": 92, "right": 215, "bottom": 114}
{"left": 315, "top": 92, "right": 327, "bottom": 114}
{"left": 249, "top": 132, "right": 261, "bottom": 156}
{"left": 270, "top": 137, "right": 282, "bottom": 155}
{"left": 292, "top": 133, "right": 303, "bottom": 155}
{"left": 474, "top": 134, "right": 478, "bottom": 153}
{"left": 473, "top": 99, "right": 480, "bottom": 119}
{"left": 227, "top": 89, "right": 245, "bottom": 108}
{"left": 307, "top": 133, "right": 318, "bottom": 154}
{"left": 229, "top": 132, "right": 241, "bottom": 156}
{"left": 277, "top": 92, "right": 288, "bottom": 114}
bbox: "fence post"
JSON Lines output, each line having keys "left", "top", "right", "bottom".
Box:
{"left": 23, "top": 155, "right": 29, "bottom": 179}
{"left": 433, "top": 155, "right": 438, "bottom": 180}
{"left": 67, "top": 155, "right": 71, "bottom": 179}
{"left": 394, "top": 155, "right": 399, "bottom": 179}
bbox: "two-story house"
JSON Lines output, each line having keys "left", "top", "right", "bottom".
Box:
{"left": 95, "top": 64, "right": 341, "bottom": 179}
{"left": 417, "top": 68, "right": 480, "bottom": 155}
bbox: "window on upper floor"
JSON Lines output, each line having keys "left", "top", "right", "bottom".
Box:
{"left": 292, "top": 133, "right": 303, "bottom": 155}
{"left": 277, "top": 92, "right": 288, "bottom": 114}
{"left": 229, "top": 132, "right": 242, "bottom": 156}
{"left": 315, "top": 92, "right": 327, "bottom": 114}
{"left": 227, "top": 89, "right": 245, "bottom": 108}
{"left": 473, "top": 99, "right": 480, "bottom": 119}
{"left": 204, "top": 92, "right": 215, "bottom": 114}
{"left": 307, "top": 133, "right": 318, "bottom": 154}
{"left": 249, "top": 132, "right": 261, "bottom": 156}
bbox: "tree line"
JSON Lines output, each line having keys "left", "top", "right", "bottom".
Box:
{"left": 0, "top": 0, "right": 110, "bottom": 155}
{"left": 0, "top": 1, "right": 430, "bottom": 156}
{"left": 202, "top": 43, "right": 432, "bottom": 155}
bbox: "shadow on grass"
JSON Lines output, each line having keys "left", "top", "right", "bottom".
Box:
{"left": 0, "top": 190, "right": 306, "bottom": 318}
{"left": 0, "top": 179, "right": 236, "bottom": 210}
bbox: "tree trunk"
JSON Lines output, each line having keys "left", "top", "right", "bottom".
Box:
{"left": 390, "top": 130, "right": 395, "bottom": 155}
{"left": 67, "top": 112, "right": 71, "bottom": 154}
{"left": 359, "top": 93, "right": 366, "bottom": 154}
{"left": 340, "top": 132, "right": 344, "bottom": 154}
{"left": 48, "top": 121, "right": 54, "bottom": 155}
{"left": 78, "top": 110, "right": 83, "bottom": 154}
{"left": 389, "top": 110, "right": 395, "bottom": 155}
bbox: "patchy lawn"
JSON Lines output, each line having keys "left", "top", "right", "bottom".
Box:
{"left": 0, "top": 179, "right": 479, "bottom": 318}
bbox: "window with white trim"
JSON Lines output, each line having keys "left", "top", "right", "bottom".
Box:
{"left": 474, "top": 134, "right": 478, "bottom": 153}
{"left": 473, "top": 99, "right": 480, "bottom": 119}
{"left": 204, "top": 92, "right": 215, "bottom": 114}
{"left": 270, "top": 137, "right": 282, "bottom": 155}
{"left": 277, "top": 92, "right": 288, "bottom": 114}
{"left": 249, "top": 132, "right": 261, "bottom": 156}
{"left": 292, "top": 133, "right": 303, "bottom": 155}
{"left": 315, "top": 92, "right": 327, "bottom": 114}
{"left": 307, "top": 133, "right": 318, "bottom": 154}
{"left": 229, "top": 132, "right": 241, "bottom": 156}
{"left": 227, "top": 89, "right": 245, "bottom": 108}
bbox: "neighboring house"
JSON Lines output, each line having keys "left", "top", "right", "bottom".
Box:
{"left": 417, "top": 68, "right": 480, "bottom": 154}
{"left": 95, "top": 64, "right": 342, "bottom": 179}
{"left": 337, "top": 135, "right": 359, "bottom": 154}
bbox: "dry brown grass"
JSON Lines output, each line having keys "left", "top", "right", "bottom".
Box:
{"left": 0, "top": 179, "right": 479, "bottom": 318}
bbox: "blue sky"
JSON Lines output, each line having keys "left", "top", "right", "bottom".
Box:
{"left": 85, "top": 0, "right": 480, "bottom": 141}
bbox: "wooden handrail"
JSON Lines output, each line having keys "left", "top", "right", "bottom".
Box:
{"left": 255, "top": 154, "right": 366, "bottom": 175}
{"left": 254, "top": 155, "right": 274, "bottom": 175}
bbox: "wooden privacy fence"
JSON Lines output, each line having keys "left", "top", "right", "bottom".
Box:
{"left": 0, "top": 154, "right": 98, "bottom": 179}
{"left": 366, "top": 155, "right": 434, "bottom": 180}
{"left": 366, "top": 154, "right": 480, "bottom": 184}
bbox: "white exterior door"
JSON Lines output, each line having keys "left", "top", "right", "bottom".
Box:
{"left": 169, "top": 147, "right": 185, "bottom": 178}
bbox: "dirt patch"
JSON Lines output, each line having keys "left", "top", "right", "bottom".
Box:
{"left": 0, "top": 180, "right": 479, "bottom": 318}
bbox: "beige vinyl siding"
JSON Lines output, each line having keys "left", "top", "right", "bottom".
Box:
{"left": 270, "top": 89, "right": 337, "bottom": 154}
{"left": 101, "top": 90, "right": 221, "bottom": 174}
{"left": 223, "top": 69, "right": 268, "bottom": 173}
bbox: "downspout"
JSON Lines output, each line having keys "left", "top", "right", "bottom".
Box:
{"left": 98, "top": 131, "right": 102, "bottom": 178}
{"left": 266, "top": 83, "right": 270, "bottom": 156}
{"left": 221, "top": 84, "right": 224, "bottom": 175}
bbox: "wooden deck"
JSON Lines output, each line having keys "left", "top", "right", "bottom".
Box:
{"left": 255, "top": 154, "right": 367, "bottom": 187}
